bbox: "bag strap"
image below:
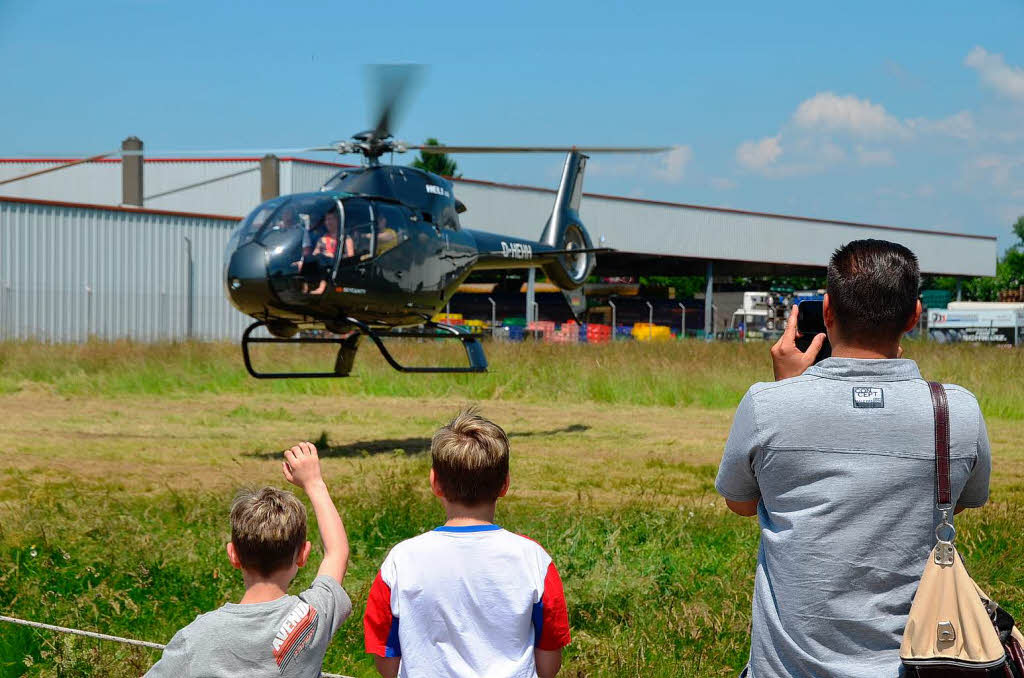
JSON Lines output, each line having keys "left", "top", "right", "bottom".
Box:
{"left": 927, "top": 381, "right": 952, "bottom": 509}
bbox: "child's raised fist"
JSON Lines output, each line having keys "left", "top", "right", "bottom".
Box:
{"left": 282, "top": 441, "right": 324, "bottom": 491}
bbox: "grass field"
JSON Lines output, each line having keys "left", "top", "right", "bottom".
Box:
{"left": 1, "top": 339, "right": 1022, "bottom": 677}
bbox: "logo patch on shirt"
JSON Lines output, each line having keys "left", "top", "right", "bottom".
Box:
{"left": 852, "top": 387, "right": 884, "bottom": 408}
{"left": 272, "top": 601, "right": 319, "bottom": 672}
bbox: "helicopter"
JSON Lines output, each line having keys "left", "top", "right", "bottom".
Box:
{"left": 224, "top": 67, "right": 667, "bottom": 378}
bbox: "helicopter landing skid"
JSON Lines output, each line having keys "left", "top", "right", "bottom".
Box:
{"left": 240, "top": 320, "right": 488, "bottom": 379}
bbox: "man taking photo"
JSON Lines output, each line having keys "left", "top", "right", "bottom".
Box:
{"left": 716, "top": 239, "right": 992, "bottom": 678}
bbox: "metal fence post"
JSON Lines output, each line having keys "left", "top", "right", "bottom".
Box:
{"left": 161, "top": 290, "right": 168, "bottom": 341}
{"left": 184, "top": 237, "right": 194, "bottom": 340}
{"left": 488, "top": 297, "right": 497, "bottom": 336}
{"left": 85, "top": 284, "right": 93, "bottom": 340}
{"left": 1, "top": 282, "right": 9, "bottom": 341}
{"left": 608, "top": 299, "right": 616, "bottom": 340}
{"left": 679, "top": 302, "right": 686, "bottom": 338}
{"left": 646, "top": 301, "right": 654, "bottom": 339}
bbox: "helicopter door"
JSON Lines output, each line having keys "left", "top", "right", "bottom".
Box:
{"left": 335, "top": 199, "right": 374, "bottom": 268}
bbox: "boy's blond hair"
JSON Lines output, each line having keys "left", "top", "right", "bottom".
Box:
{"left": 230, "top": 487, "right": 307, "bottom": 576}
{"left": 431, "top": 408, "right": 510, "bottom": 505}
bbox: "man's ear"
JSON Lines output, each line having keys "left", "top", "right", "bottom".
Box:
{"left": 498, "top": 473, "right": 510, "bottom": 498}
{"left": 823, "top": 293, "right": 835, "bottom": 334}
{"left": 903, "top": 299, "right": 923, "bottom": 334}
{"left": 295, "top": 541, "right": 312, "bottom": 568}
{"left": 429, "top": 468, "right": 445, "bottom": 498}
{"left": 226, "top": 542, "right": 243, "bottom": 570}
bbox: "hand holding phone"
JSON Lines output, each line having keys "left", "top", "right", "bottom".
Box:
{"left": 770, "top": 302, "right": 830, "bottom": 381}
{"left": 794, "top": 300, "right": 831, "bottom": 364}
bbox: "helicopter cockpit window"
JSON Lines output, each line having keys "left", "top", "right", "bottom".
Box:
{"left": 373, "top": 204, "right": 405, "bottom": 258}
{"left": 259, "top": 194, "right": 342, "bottom": 298}
{"left": 338, "top": 200, "right": 373, "bottom": 265}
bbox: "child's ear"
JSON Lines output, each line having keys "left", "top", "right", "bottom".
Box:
{"left": 429, "top": 468, "right": 445, "bottom": 498}
{"left": 498, "top": 473, "right": 510, "bottom": 498}
{"left": 295, "top": 541, "right": 312, "bottom": 568}
{"left": 226, "top": 542, "right": 243, "bottom": 570}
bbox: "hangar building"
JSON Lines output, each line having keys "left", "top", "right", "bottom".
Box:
{"left": 0, "top": 143, "right": 998, "bottom": 341}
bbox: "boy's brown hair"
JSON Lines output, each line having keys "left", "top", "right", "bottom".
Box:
{"left": 431, "top": 408, "right": 510, "bottom": 505}
{"left": 230, "top": 487, "right": 307, "bottom": 576}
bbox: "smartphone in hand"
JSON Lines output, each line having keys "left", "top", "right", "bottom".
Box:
{"left": 795, "top": 300, "right": 831, "bottom": 363}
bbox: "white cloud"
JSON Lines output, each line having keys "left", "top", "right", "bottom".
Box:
{"left": 736, "top": 134, "right": 782, "bottom": 170}
{"left": 652, "top": 145, "right": 693, "bottom": 182}
{"left": 970, "top": 153, "right": 1023, "bottom": 188}
{"left": 856, "top": 146, "right": 896, "bottom": 166}
{"left": 793, "top": 92, "right": 906, "bottom": 138}
{"left": 906, "top": 111, "right": 977, "bottom": 140}
{"left": 587, "top": 145, "right": 693, "bottom": 184}
{"left": 965, "top": 46, "right": 1024, "bottom": 101}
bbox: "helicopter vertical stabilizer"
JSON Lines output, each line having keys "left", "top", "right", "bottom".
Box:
{"left": 539, "top": 151, "right": 595, "bottom": 289}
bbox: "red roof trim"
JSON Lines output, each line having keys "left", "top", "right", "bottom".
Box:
{"left": 0, "top": 157, "right": 997, "bottom": 242}
{"left": 0, "top": 195, "right": 241, "bottom": 221}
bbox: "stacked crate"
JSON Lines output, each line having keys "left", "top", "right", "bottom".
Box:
{"left": 548, "top": 321, "right": 580, "bottom": 343}
{"left": 527, "top": 320, "right": 557, "bottom": 341}
{"left": 586, "top": 323, "right": 612, "bottom": 343}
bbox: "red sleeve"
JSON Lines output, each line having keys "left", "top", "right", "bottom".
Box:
{"left": 363, "top": 571, "right": 401, "bottom": 657}
{"left": 535, "top": 561, "right": 571, "bottom": 650}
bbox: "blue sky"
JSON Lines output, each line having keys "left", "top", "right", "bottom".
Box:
{"left": 1, "top": 0, "right": 1023, "bottom": 249}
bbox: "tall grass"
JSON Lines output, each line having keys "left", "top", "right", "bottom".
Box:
{"left": 0, "top": 468, "right": 760, "bottom": 678}
{"left": 1, "top": 338, "right": 1021, "bottom": 417}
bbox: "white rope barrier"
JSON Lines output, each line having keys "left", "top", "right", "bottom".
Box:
{"left": 0, "top": 615, "right": 354, "bottom": 678}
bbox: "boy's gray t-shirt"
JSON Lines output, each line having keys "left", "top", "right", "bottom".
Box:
{"left": 145, "top": 575, "right": 352, "bottom": 678}
{"left": 715, "top": 358, "right": 991, "bottom": 678}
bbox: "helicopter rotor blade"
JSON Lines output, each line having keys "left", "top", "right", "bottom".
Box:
{"left": 367, "top": 64, "right": 426, "bottom": 142}
{"left": 408, "top": 145, "right": 672, "bottom": 154}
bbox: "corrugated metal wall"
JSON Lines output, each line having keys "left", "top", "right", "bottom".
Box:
{"left": 0, "top": 162, "right": 122, "bottom": 205}
{"left": 144, "top": 161, "right": 261, "bottom": 215}
{"left": 0, "top": 198, "right": 250, "bottom": 342}
{"left": 0, "top": 158, "right": 998, "bottom": 278}
{"left": 452, "top": 180, "right": 998, "bottom": 277}
{"left": 283, "top": 160, "right": 345, "bottom": 194}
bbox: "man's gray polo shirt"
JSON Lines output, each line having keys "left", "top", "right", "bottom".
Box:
{"left": 715, "top": 358, "right": 991, "bottom": 678}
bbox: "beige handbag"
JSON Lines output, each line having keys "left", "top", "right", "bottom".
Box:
{"left": 900, "top": 382, "right": 1024, "bottom": 677}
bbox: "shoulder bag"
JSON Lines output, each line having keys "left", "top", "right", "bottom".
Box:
{"left": 900, "top": 381, "right": 1024, "bottom": 677}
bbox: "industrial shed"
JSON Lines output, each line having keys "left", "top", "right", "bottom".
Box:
{"left": 0, "top": 148, "right": 998, "bottom": 341}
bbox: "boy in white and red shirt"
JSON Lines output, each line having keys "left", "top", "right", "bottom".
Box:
{"left": 364, "top": 409, "right": 571, "bottom": 678}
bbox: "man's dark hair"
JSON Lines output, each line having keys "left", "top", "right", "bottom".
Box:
{"left": 826, "top": 239, "right": 920, "bottom": 343}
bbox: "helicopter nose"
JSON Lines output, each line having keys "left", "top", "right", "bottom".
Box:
{"left": 226, "top": 241, "right": 271, "bottom": 315}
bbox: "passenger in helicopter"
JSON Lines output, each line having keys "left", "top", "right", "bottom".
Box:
{"left": 308, "top": 209, "right": 341, "bottom": 295}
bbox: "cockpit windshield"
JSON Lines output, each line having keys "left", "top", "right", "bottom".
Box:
{"left": 249, "top": 194, "right": 382, "bottom": 304}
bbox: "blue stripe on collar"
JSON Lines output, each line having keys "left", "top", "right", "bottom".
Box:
{"left": 433, "top": 524, "right": 502, "bottom": 533}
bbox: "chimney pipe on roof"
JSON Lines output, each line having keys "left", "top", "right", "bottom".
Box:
{"left": 261, "top": 154, "right": 280, "bottom": 202}
{"left": 121, "top": 137, "right": 143, "bottom": 207}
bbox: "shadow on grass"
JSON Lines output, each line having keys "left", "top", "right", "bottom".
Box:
{"left": 244, "top": 424, "right": 591, "bottom": 459}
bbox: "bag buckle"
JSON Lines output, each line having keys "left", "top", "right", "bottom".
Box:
{"left": 937, "top": 621, "right": 956, "bottom": 643}
{"left": 934, "top": 508, "right": 956, "bottom": 565}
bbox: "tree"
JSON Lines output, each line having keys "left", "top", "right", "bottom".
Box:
{"left": 1014, "top": 215, "right": 1024, "bottom": 245}
{"left": 411, "top": 138, "right": 459, "bottom": 177}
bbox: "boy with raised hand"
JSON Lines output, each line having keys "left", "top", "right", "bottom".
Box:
{"left": 364, "top": 409, "right": 571, "bottom": 678}
{"left": 146, "top": 442, "right": 352, "bottom": 677}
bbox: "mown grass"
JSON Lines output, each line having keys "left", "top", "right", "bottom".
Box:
{"left": 0, "top": 340, "right": 1022, "bottom": 677}
{"left": 0, "top": 338, "right": 1022, "bottom": 417}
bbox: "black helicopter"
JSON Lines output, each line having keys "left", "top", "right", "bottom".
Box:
{"left": 224, "top": 68, "right": 666, "bottom": 378}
